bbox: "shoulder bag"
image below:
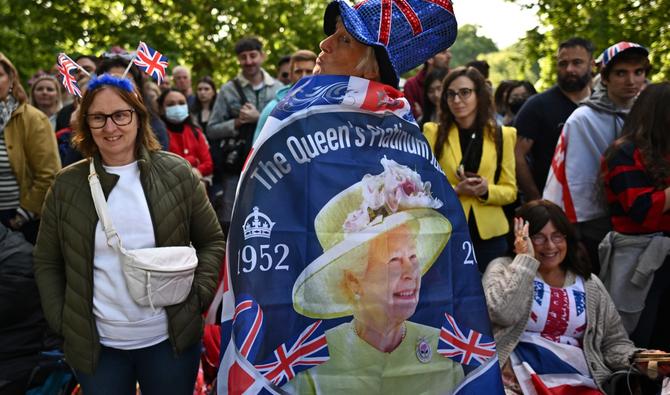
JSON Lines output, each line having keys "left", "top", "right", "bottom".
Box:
{"left": 88, "top": 159, "right": 198, "bottom": 310}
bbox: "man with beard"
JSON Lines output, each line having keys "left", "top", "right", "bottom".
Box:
{"left": 207, "top": 37, "right": 283, "bottom": 233}
{"left": 514, "top": 37, "right": 595, "bottom": 202}
{"left": 543, "top": 42, "right": 650, "bottom": 272}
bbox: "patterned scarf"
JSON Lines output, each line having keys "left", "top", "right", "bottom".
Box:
{"left": 0, "top": 95, "right": 19, "bottom": 133}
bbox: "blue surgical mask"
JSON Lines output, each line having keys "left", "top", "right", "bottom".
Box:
{"left": 165, "top": 104, "right": 189, "bottom": 123}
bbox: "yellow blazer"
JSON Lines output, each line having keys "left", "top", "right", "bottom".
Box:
{"left": 424, "top": 122, "right": 517, "bottom": 240}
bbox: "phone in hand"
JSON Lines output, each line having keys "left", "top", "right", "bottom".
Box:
{"left": 463, "top": 171, "right": 481, "bottom": 180}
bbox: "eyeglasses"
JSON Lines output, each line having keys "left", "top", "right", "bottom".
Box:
{"left": 530, "top": 233, "right": 567, "bottom": 245}
{"left": 446, "top": 88, "right": 474, "bottom": 101}
{"left": 85, "top": 109, "right": 135, "bottom": 129}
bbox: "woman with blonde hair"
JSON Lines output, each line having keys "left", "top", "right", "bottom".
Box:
{"left": 30, "top": 74, "right": 62, "bottom": 131}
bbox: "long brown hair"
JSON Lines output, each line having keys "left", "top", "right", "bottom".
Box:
{"left": 0, "top": 52, "right": 28, "bottom": 104}
{"left": 72, "top": 82, "right": 160, "bottom": 158}
{"left": 604, "top": 82, "right": 670, "bottom": 189}
{"left": 434, "top": 66, "right": 496, "bottom": 160}
{"left": 516, "top": 200, "right": 591, "bottom": 279}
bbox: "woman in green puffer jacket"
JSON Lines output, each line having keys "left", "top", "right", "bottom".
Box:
{"left": 33, "top": 73, "right": 225, "bottom": 395}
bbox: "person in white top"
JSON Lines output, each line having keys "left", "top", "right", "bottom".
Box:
{"left": 33, "top": 73, "right": 225, "bottom": 395}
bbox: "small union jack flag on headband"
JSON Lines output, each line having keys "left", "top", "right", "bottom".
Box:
{"left": 133, "top": 41, "right": 168, "bottom": 83}
{"left": 254, "top": 320, "right": 329, "bottom": 387}
{"left": 56, "top": 53, "right": 82, "bottom": 97}
{"left": 438, "top": 312, "right": 496, "bottom": 367}
{"left": 233, "top": 296, "right": 265, "bottom": 362}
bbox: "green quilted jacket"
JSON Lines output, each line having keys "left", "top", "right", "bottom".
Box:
{"left": 33, "top": 149, "right": 225, "bottom": 374}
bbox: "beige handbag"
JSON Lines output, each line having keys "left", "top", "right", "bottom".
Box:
{"left": 88, "top": 159, "right": 198, "bottom": 310}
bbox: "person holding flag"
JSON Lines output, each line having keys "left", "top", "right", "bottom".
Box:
{"left": 217, "top": 0, "right": 505, "bottom": 394}
{"left": 33, "top": 72, "right": 225, "bottom": 395}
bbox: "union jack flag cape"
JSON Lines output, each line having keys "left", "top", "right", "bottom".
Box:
{"left": 215, "top": 75, "right": 504, "bottom": 394}
{"left": 56, "top": 53, "right": 82, "bottom": 97}
{"left": 132, "top": 41, "right": 168, "bottom": 83}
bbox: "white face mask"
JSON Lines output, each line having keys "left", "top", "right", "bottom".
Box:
{"left": 165, "top": 104, "right": 189, "bottom": 123}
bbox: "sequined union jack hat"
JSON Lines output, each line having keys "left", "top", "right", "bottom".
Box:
{"left": 596, "top": 41, "right": 648, "bottom": 68}
{"left": 324, "top": 0, "right": 457, "bottom": 88}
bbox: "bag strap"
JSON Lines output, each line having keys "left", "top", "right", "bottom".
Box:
{"left": 88, "top": 159, "right": 123, "bottom": 250}
{"left": 494, "top": 125, "right": 503, "bottom": 184}
{"left": 232, "top": 78, "right": 249, "bottom": 106}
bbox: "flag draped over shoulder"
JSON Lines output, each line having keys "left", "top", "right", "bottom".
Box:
{"left": 543, "top": 132, "right": 577, "bottom": 222}
{"left": 216, "top": 75, "right": 503, "bottom": 394}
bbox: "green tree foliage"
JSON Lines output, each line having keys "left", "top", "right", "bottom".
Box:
{"left": 507, "top": 0, "right": 670, "bottom": 88}
{"left": 0, "top": 0, "right": 327, "bottom": 88}
{"left": 480, "top": 40, "right": 540, "bottom": 88}
{"left": 448, "top": 24, "right": 498, "bottom": 67}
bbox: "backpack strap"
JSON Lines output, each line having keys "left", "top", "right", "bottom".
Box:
{"left": 232, "top": 78, "right": 249, "bottom": 106}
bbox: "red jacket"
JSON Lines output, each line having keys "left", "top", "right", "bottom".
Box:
{"left": 167, "top": 124, "right": 213, "bottom": 177}
{"left": 403, "top": 67, "right": 427, "bottom": 119}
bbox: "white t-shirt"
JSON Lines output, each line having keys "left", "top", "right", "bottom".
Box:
{"left": 93, "top": 161, "right": 169, "bottom": 349}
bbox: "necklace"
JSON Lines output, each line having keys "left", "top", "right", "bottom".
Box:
{"left": 352, "top": 320, "right": 407, "bottom": 345}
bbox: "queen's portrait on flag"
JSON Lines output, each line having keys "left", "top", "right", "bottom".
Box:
{"left": 215, "top": 0, "right": 507, "bottom": 394}
{"left": 288, "top": 158, "right": 464, "bottom": 393}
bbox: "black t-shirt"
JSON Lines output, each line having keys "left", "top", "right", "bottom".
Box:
{"left": 458, "top": 127, "right": 483, "bottom": 174}
{"left": 513, "top": 85, "right": 578, "bottom": 191}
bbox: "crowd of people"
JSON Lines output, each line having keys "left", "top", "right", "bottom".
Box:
{"left": 0, "top": 0, "right": 669, "bottom": 393}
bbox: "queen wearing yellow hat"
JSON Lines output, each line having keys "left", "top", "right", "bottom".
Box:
{"left": 287, "top": 157, "right": 464, "bottom": 394}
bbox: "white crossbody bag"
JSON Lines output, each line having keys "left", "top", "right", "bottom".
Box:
{"left": 88, "top": 160, "right": 198, "bottom": 311}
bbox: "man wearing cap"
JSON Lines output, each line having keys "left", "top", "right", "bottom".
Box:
{"left": 271, "top": 1, "right": 466, "bottom": 393}
{"left": 543, "top": 41, "right": 650, "bottom": 272}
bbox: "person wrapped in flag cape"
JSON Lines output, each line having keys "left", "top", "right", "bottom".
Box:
{"left": 217, "top": 0, "right": 505, "bottom": 394}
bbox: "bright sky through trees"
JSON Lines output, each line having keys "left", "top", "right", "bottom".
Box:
{"left": 454, "top": 0, "right": 540, "bottom": 48}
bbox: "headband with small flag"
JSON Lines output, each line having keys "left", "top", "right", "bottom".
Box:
{"left": 56, "top": 53, "right": 90, "bottom": 97}
{"left": 122, "top": 41, "right": 169, "bottom": 84}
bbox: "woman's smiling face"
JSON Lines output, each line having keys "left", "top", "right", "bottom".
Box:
{"left": 350, "top": 224, "right": 421, "bottom": 330}
{"left": 531, "top": 220, "right": 567, "bottom": 273}
{"left": 87, "top": 87, "right": 139, "bottom": 166}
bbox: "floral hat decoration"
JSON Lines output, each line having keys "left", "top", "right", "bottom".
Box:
{"left": 292, "top": 157, "right": 452, "bottom": 319}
